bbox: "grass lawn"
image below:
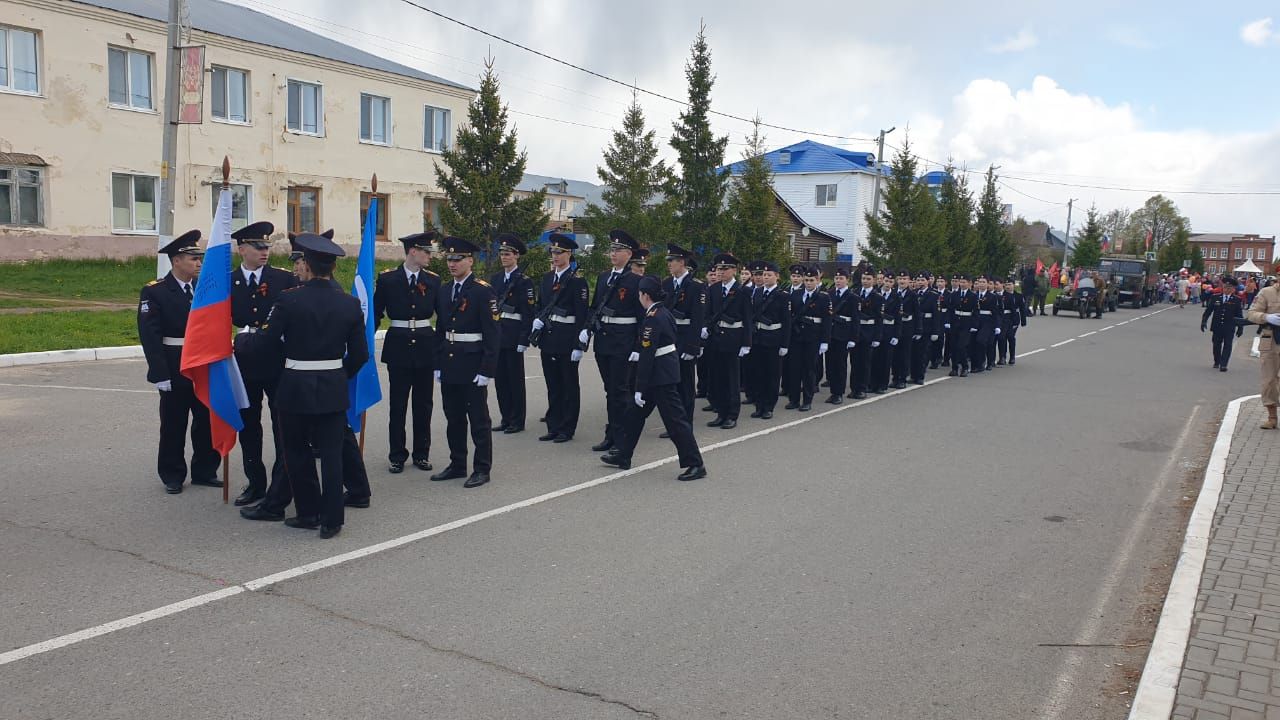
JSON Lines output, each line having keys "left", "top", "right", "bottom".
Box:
{"left": 0, "top": 297, "right": 67, "bottom": 309}
{"left": 0, "top": 310, "right": 138, "bottom": 354}
{"left": 0, "top": 257, "right": 157, "bottom": 304}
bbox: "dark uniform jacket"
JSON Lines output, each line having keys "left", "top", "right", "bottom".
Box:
{"left": 1203, "top": 291, "right": 1245, "bottom": 334}
{"left": 590, "top": 269, "right": 644, "bottom": 355}
{"left": 881, "top": 289, "right": 902, "bottom": 340}
{"left": 948, "top": 290, "right": 979, "bottom": 331}
{"left": 662, "top": 273, "right": 707, "bottom": 357}
{"left": 919, "top": 288, "right": 943, "bottom": 337}
{"left": 976, "top": 291, "right": 1001, "bottom": 338}
{"left": 707, "top": 279, "right": 754, "bottom": 350}
{"left": 230, "top": 265, "right": 297, "bottom": 382}
{"left": 751, "top": 285, "right": 792, "bottom": 350}
{"left": 828, "top": 288, "right": 858, "bottom": 344}
{"left": 256, "top": 278, "right": 367, "bottom": 415}
{"left": 856, "top": 289, "right": 884, "bottom": 345}
{"left": 373, "top": 265, "right": 440, "bottom": 368}
{"left": 536, "top": 268, "right": 590, "bottom": 354}
{"left": 791, "top": 288, "right": 833, "bottom": 344}
{"left": 899, "top": 288, "right": 922, "bottom": 338}
{"left": 1002, "top": 291, "right": 1029, "bottom": 328}
{"left": 635, "top": 303, "right": 681, "bottom": 392}
{"left": 138, "top": 273, "right": 195, "bottom": 385}
{"left": 435, "top": 274, "right": 500, "bottom": 383}
{"left": 490, "top": 267, "right": 536, "bottom": 350}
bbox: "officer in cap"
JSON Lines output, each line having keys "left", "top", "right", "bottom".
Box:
{"left": 696, "top": 263, "right": 719, "bottom": 401}
{"left": 602, "top": 276, "right": 707, "bottom": 481}
{"left": 891, "top": 269, "right": 919, "bottom": 389}
{"left": 138, "top": 230, "right": 220, "bottom": 494}
{"left": 1203, "top": 275, "right": 1245, "bottom": 371}
{"left": 704, "top": 252, "right": 753, "bottom": 429}
{"left": 974, "top": 275, "right": 1000, "bottom": 372}
{"left": 930, "top": 273, "right": 949, "bottom": 369}
{"left": 372, "top": 231, "right": 441, "bottom": 474}
{"left": 429, "top": 237, "right": 500, "bottom": 488}
{"left": 748, "top": 259, "right": 790, "bottom": 419}
{"left": 851, "top": 266, "right": 883, "bottom": 398}
{"left": 583, "top": 229, "right": 644, "bottom": 452}
{"left": 251, "top": 232, "right": 366, "bottom": 538}
{"left": 630, "top": 247, "right": 652, "bottom": 277}
{"left": 490, "top": 233, "right": 536, "bottom": 433}
{"left": 532, "top": 232, "right": 590, "bottom": 443}
{"left": 740, "top": 261, "right": 764, "bottom": 406}
{"left": 662, "top": 243, "right": 707, "bottom": 424}
{"left": 911, "top": 272, "right": 936, "bottom": 384}
{"left": 825, "top": 267, "right": 857, "bottom": 404}
{"left": 870, "top": 268, "right": 900, "bottom": 393}
{"left": 785, "top": 265, "right": 831, "bottom": 411}
{"left": 228, "top": 221, "right": 296, "bottom": 505}
{"left": 945, "top": 273, "right": 977, "bottom": 376}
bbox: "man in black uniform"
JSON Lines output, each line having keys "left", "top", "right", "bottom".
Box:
{"left": 912, "top": 272, "right": 938, "bottom": 384}
{"left": 785, "top": 266, "right": 831, "bottom": 411}
{"left": 872, "top": 270, "right": 900, "bottom": 393}
{"left": 583, "top": 229, "right": 644, "bottom": 452}
{"left": 695, "top": 264, "right": 718, "bottom": 402}
{"left": 924, "top": 274, "right": 946, "bottom": 370}
{"left": 1202, "top": 276, "right": 1246, "bottom": 371}
{"left": 851, "top": 269, "right": 883, "bottom": 399}
{"left": 825, "top": 267, "right": 857, "bottom": 404}
{"left": 748, "top": 260, "right": 790, "bottom": 419}
{"left": 1004, "top": 277, "right": 1029, "bottom": 365}
{"left": 974, "top": 276, "right": 1000, "bottom": 372}
{"left": 430, "top": 237, "right": 500, "bottom": 488}
{"left": 945, "top": 274, "right": 977, "bottom": 376}
{"left": 373, "top": 231, "right": 441, "bottom": 474}
{"left": 705, "top": 253, "right": 754, "bottom": 429}
{"left": 892, "top": 270, "right": 919, "bottom": 389}
{"left": 138, "top": 230, "right": 220, "bottom": 494}
{"left": 662, "top": 244, "right": 706, "bottom": 424}
{"left": 490, "top": 233, "right": 536, "bottom": 434}
{"left": 254, "top": 233, "right": 366, "bottom": 538}
{"left": 630, "top": 247, "right": 652, "bottom": 277}
{"left": 229, "top": 220, "right": 297, "bottom": 506}
{"left": 532, "top": 233, "right": 590, "bottom": 443}
{"left": 601, "top": 276, "right": 707, "bottom": 481}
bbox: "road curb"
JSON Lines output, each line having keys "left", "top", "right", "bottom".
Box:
{"left": 0, "top": 330, "right": 390, "bottom": 368}
{"left": 1127, "top": 393, "right": 1259, "bottom": 719}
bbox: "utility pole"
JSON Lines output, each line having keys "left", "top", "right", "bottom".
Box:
{"left": 1064, "top": 198, "right": 1077, "bottom": 266}
{"left": 156, "top": 0, "right": 184, "bottom": 278}
{"left": 870, "top": 126, "right": 896, "bottom": 221}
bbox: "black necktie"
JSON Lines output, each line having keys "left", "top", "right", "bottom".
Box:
{"left": 247, "top": 273, "right": 258, "bottom": 295}
{"left": 609, "top": 272, "right": 619, "bottom": 286}
{"left": 184, "top": 283, "right": 193, "bottom": 300}
{"left": 409, "top": 273, "right": 417, "bottom": 290}
{"left": 452, "top": 283, "right": 461, "bottom": 303}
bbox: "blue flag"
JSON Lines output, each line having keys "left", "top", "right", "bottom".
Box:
{"left": 347, "top": 197, "right": 382, "bottom": 432}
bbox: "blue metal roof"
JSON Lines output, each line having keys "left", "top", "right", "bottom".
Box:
{"left": 723, "top": 139, "right": 888, "bottom": 176}
{"left": 919, "top": 170, "right": 951, "bottom": 185}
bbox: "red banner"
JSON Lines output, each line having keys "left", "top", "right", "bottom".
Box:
{"left": 178, "top": 46, "right": 205, "bottom": 124}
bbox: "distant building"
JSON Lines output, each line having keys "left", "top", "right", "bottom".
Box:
{"left": 1190, "top": 233, "right": 1276, "bottom": 275}
{"left": 774, "top": 191, "right": 841, "bottom": 264}
{"left": 512, "top": 174, "right": 604, "bottom": 232}
{"left": 919, "top": 170, "right": 950, "bottom": 202}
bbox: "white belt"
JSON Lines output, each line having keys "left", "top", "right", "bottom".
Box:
{"left": 757, "top": 322, "right": 782, "bottom": 331}
{"left": 550, "top": 314, "right": 576, "bottom": 323}
{"left": 389, "top": 318, "right": 433, "bottom": 330}
{"left": 499, "top": 312, "right": 523, "bottom": 321}
{"left": 718, "top": 320, "right": 744, "bottom": 329}
{"left": 979, "top": 310, "right": 993, "bottom": 315}
{"left": 446, "top": 331, "right": 484, "bottom": 342}
{"left": 162, "top": 336, "right": 184, "bottom": 346}
{"left": 1001, "top": 310, "right": 1013, "bottom": 314}
{"left": 654, "top": 344, "right": 676, "bottom": 357}
{"left": 923, "top": 313, "right": 934, "bottom": 318}
{"left": 955, "top": 311, "right": 973, "bottom": 317}
{"left": 803, "top": 316, "right": 823, "bottom": 324}
{"left": 881, "top": 319, "right": 896, "bottom": 325}
{"left": 674, "top": 319, "right": 691, "bottom": 325}
{"left": 285, "top": 358, "right": 342, "bottom": 370}
{"left": 600, "top": 316, "right": 637, "bottom": 325}
{"left": 235, "top": 327, "right": 258, "bottom": 335}
{"left": 901, "top": 315, "right": 914, "bottom": 321}
{"left": 859, "top": 319, "right": 876, "bottom": 325}
{"left": 836, "top": 315, "right": 853, "bottom": 322}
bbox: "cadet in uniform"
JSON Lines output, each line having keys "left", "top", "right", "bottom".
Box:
{"left": 872, "top": 271, "right": 899, "bottom": 393}
{"left": 891, "top": 270, "right": 918, "bottom": 389}
{"left": 601, "top": 277, "right": 708, "bottom": 481}
{"left": 946, "top": 274, "right": 977, "bottom": 377}
{"left": 785, "top": 266, "right": 831, "bottom": 411}
{"left": 999, "top": 278, "right": 1028, "bottom": 365}
{"left": 662, "top": 244, "right": 706, "bottom": 424}
{"left": 912, "top": 272, "right": 938, "bottom": 384}
{"left": 229, "top": 221, "right": 297, "bottom": 505}
{"left": 695, "top": 264, "right": 719, "bottom": 401}
{"left": 490, "top": 233, "right": 536, "bottom": 434}
{"left": 740, "top": 263, "right": 762, "bottom": 406}
{"left": 704, "top": 253, "right": 754, "bottom": 429}
{"left": 748, "top": 260, "right": 790, "bottom": 419}
{"left": 630, "top": 247, "right": 652, "bottom": 277}
{"left": 973, "top": 276, "right": 1000, "bottom": 372}
{"left": 373, "top": 231, "right": 440, "bottom": 474}
{"left": 1202, "top": 276, "right": 1245, "bottom": 371}
{"left": 583, "top": 230, "right": 644, "bottom": 452}
{"left": 138, "top": 230, "right": 220, "bottom": 494}
{"left": 532, "top": 233, "right": 590, "bottom": 443}
{"left": 825, "top": 267, "right": 857, "bottom": 404}
{"left": 927, "top": 274, "right": 948, "bottom": 369}
{"left": 852, "top": 269, "right": 883, "bottom": 398}
{"left": 430, "top": 237, "right": 500, "bottom": 488}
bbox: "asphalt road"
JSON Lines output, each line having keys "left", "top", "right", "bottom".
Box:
{"left": 0, "top": 302, "right": 1257, "bottom": 719}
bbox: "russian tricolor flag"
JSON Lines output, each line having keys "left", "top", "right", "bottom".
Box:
{"left": 181, "top": 187, "right": 249, "bottom": 456}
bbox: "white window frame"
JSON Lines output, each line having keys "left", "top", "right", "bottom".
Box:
{"left": 1259, "top": 248, "right": 1268, "bottom": 262}
{"left": 815, "top": 183, "right": 838, "bottom": 207}
{"left": 0, "top": 25, "right": 41, "bottom": 95}
{"left": 0, "top": 165, "right": 44, "bottom": 226}
{"left": 1209, "top": 248, "right": 1217, "bottom": 259}
{"left": 1247, "top": 248, "right": 1255, "bottom": 260}
{"left": 210, "top": 183, "right": 253, "bottom": 232}
{"left": 110, "top": 172, "right": 159, "bottom": 234}
{"left": 285, "top": 78, "right": 324, "bottom": 136}
{"left": 359, "top": 93, "right": 392, "bottom": 146}
{"left": 423, "top": 105, "right": 451, "bottom": 152}
{"left": 107, "top": 46, "right": 154, "bottom": 111}
{"left": 210, "top": 65, "right": 250, "bottom": 124}
{"left": 1235, "top": 248, "right": 1243, "bottom": 260}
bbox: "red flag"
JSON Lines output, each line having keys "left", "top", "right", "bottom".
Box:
{"left": 1048, "top": 262, "right": 1060, "bottom": 288}
{"left": 1145, "top": 230, "right": 1153, "bottom": 251}
{"left": 1035, "top": 258, "right": 1045, "bottom": 275}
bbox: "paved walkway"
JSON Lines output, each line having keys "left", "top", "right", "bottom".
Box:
{"left": 1174, "top": 398, "right": 1280, "bottom": 720}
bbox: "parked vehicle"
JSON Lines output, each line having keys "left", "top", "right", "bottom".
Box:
{"left": 1099, "top": 255, "right": 1156, "bottom": 309}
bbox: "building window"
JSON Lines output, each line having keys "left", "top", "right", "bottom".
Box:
{"left": 211, "top": 66, "right": 249, "bottom": 123}
{"left": 0, "top": 26, "right": 40, "bottom": 94}
{"left": 0, "top": 165, "right": 43, "bottom": 226}
{"left": 1247, "top": 248, "right": 1255, "bottom": 260}
{"left": 424, "top": 105, "right": 451, "bottom": 151}
{"left": 423, "top": 196, "right": 444, "bottom": 232}
{"left": 287, "top": 186, "right": 320, "bottom": 235}
{"left": 1235, "top": 248, "right": 1243, "bottom": 260}
{"left": 111, "top": 172, "right": 158, "bottom": 232}
{"left": 108, "top": 47, "right": 153, "bottom": 110}
{"left": 360, "top": 93, "right": 391, "bottom": 145}
{"left": 815, "top": 184, "right": 838, "bottom": 207}
{"left": 286, "top": 79, "right": 323, "bottom": 135}
{"left": 787, "top": 233, "right": 796, "bottom": 252}
{"left": 1260, "top": 249, "right": 1267, "bottom": 262}
{"left": 1208, "top": 248, "right": 1217, "bottom": 259}
{"left": 559, "top": 198, "right": 567, "bottom": 212}
{"left": 210, "top": 184, "right": 251, "bottom": 232}
{"left": 360, "top": 191, "right": 388, "bottom": 242}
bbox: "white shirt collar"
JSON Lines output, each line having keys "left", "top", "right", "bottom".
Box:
{"left": 241, "top": 265, "right": 261, "bottom": 283}
{"left": 403, "top": 265, "right": 421, "bottom": 282}
{"left": 672, "top": 271, "right": 689, "bottom": 284}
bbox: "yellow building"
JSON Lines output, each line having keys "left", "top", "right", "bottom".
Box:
{"left": 0, "top": 0, "right": 473, "bottom": 260}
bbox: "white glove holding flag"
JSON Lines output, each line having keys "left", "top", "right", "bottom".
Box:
{"left": 516, "top": 345, "right": 527, "bottom": 353}
{"left": 154, "top": 380, "right": 172, "bottom": 392}
{"left": 944, "top": 323, "right": 951, "bottom": 330}
{"left": 633, "top": 392, "right": 645, "bottom": 407}
{"left": 473, "top": 374, "right": 490, "bottom": 387}
{"left": 912, "top": 335, "right": 921, "bottom": 341}
{"left": 818, "top": 343, "right": 829, "bottom": 355}
{"left": 738, "top": 346, "right": 750, "bottom": 357}
{"left": 628, "top": 351, "right": 639, "bottom": 362}
{"left": 531, "top": 318, "right": 545, "bottom": 332}
{"left": 680, "top": 352, "right": 695, "bottom": 361}
{"left": 570, "top": 349, "right": 584, "bottom": 362}
{"left": 578, "top": 329, "right": 590, "bottom": 344}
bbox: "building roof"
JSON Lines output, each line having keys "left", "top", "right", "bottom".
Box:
{"left": 774, "top": 191, "right": 843, "bottom": 243}
{"left": 517, "top": 173, "right": 606, "bottom": 208}
{"left": 722, "top": 139, "right": 890, "bottom": 177}
{"left": 1190, "top": 233, "right": 1275, "bottom": 244}
{"left": 76, "top": 0, "right": 471, "bottom": 91}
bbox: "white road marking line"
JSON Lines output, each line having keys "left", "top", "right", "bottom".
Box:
{"left": 1050, "top": 339, "right": 1075, "bottom": 348}
{"left": 1099, "top": 326, "right": 1114, "bottom": 331}
{"left": 0, "top": 375, "right": 951, "bottom": 666}
{"left": 1079, "top": 331, "right": 1097, "bottom": 338}
{"left": 1016, "top": 348, "right": 1046, "bottom": 358}
{"left": 1117, "top": 320, "right": 1131, "bottom": 325}
{"left": 0, "top": 382, "right": 153, "bottom": 394}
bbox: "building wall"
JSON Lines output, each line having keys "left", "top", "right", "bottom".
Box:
{"left": 513, "top": 189, "right": 584, "bottom": 229}
{"left": 770, "top": 170, "right": 875, "bottom": 263}
{"left": 777, "top": 200, "right": 837, "bottom": 263}
{"left": 1194, "top": 237, "right": 1276, "bottom": 275}
{"left": 0, "top": 0, "right": 472, "bottom": 261}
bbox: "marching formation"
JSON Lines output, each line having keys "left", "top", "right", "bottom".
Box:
{"left": 138, "top": 223, "right": 1033, "bottom": 539}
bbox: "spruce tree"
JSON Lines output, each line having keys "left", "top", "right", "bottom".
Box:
{"left": 723, "top": 120, "right": 788, "bottom": 268}
{"left": 434, "top": 57, "right": 548, "bottom": 261}
{"left": 862, "top": 135, "right": 942, "bottom": 271}
{"left": 973, "top": 166, "right": 1016, "bottom": 277}
{"left": 935, "top": 163, "right": 978, "bottom": 275}
{"left": 1069, "top": 205, "right": 1105, "bottom": 269}
{"left": 668, "top": 23, "right": 729, "bottom": 255}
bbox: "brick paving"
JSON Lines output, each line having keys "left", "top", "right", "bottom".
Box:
{"left": 1174, "top": 399, "right": 1280, "bottom": 720}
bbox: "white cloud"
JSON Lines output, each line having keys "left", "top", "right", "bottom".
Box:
{"left": 1105, "top": 26, "right": 1155, "bottom": 50}
{"left": 1241, "top": 17, "right": 1276, "bottom": 46}
{"left": 986, "top": 26, "right": 1038, "bottom": 54}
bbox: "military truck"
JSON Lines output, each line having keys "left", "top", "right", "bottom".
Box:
{"left": 1099, "top": 255, "right": 1156, "bottom": 309}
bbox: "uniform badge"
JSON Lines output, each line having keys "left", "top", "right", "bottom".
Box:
{"left": 139, "top": 300, "right": 150, "bottom": 313}
{"left": 618, "top": 288, "right": 628, "bottom": 301}
{"left": 641, "top": 339, "right": 651, "bottom": 348}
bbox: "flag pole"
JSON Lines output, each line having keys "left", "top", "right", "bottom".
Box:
{"left": 221, "top": 156, "right": 233, "bottom": 504}
{"left": 359, "top": 172, "right": 378, "bottom": 458}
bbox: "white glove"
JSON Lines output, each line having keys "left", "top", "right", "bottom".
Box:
{"left": 679, "top": 352, "right": 695, "bottom": 361}
{"left": 871, "top": 341, "right": 880, "bottom": 348}
{"left": 473, "top": 374, "right": 490, "bottom": 386}
{"left": 434, "top": 370, "right": 442, "bottom": 380}
{"left": 570, "top": 349, "right": 584, "bottom": 362}
{"left": 994, "top": 327, "right": 1001, "bottom": 336}
{"left": 633, "top": 391, "right": 645, "bottom": 407}
{"left": 697, "top": 347, "right": 704, "bottom": 358}
{"left": 700, "top": 327, "right": 709, "bottom": 340}
{"left": 1267, "top": 313, "right": 1280, "bottom": 326}
{"left": 531, "top": 318, "right": 545, "bottom": 332}
{"left": 930, "top": 335, "right": 939, "bottom": 342}
{"left": 818, "top": 343, "right": 829, "bottom": 355}
{"left": 778, "top": 347, "right": 789, "bottom": 357}
{"left": 516, "top": 345, "right": 527, "bottom": 353}
{"left": 971, "top": 328, "right": 978, "bottom": 333}
{"left": 889, "top": 337, "right": 899, "bottom": 346}
{"left": 154, "top": 380, "right": 172, "bottom": 392}
{"left": 912, "top": 335, "right": 921, "bottom": 341}
{"left": 944, "top": 323, "right": 951, "bottom": 330}
{"left": 846, "top": 341, "right": 855, "bottom": 349}
{"left": 738, "top": 346, "right": 750, "bottom": 358}
{"left": 628, "top": 351, "right": 639, "bottom": 362}
{"left": 578, "top": 329, "right": 590, "bottom": 344}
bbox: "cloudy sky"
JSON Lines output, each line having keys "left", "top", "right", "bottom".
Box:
{"left": 233, "top": 0, "right": 1280, "bottom": 240}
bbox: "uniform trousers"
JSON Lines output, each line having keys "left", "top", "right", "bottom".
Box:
{"left": 696, "top": 352, "right": 710, "bottom": 398}
{"left": 677, "top": 357, "right": 697, "bottom": 421}
{"left": 825, "top": 343, "right": 850, "bottom": 397}
{"left": 238, "top": 378, "right": 286, "bottom": 493}
{"left": 871, "top": 342, "right": 892, "bottom": 389}
{"left": 1261, "top": 338, "right": 1280, "bottom": 406}
{"left": 157, "top": 376, "right": 220, "bottom": 487}
{"left": 596, "top": 352, "right": 632, "bottom": 443}
{"left": 494, "top": 347, "right": 526, "bottom": 429}
{"left": 787, "top": 341, "right": 820, "bottom": 403}
{"left": 386, "top": 364, "right": 434, "bottom": 464}
{"left": 910, "top": 336, "right": 928, "bottom": 383}
{"left": 280, "top": 410, "right": 345, "bottom": 528}
{"left": 707, "top": 347, "right": 742, "bottom": 420}
{"left": 891, "top": 337, "right": 910, "bottom": 383}
{"left": 949, "top": 327, "right": 970, "bottom": 371}
{"left": 1212, "top": 331, "right": 1237, "bottom": 369}
{"left": 1005, "top": 325, "right": 1020, "bottom": 361}
{"left": 440, "top": 381, "right": 492, "bottom": 473}
{"left": 751, "top": 348, "right": 782, "bottom": 412}
{"left": 851, "top": 340, "right": 872, "bottom": 394}
{"left": 741, "top": 354, "right": 757, "bottom": 402}
{"left": 260, "top": 425, "right": 370, "bottom": 513}
{"left": 541, "top": 351, "right": 580, "bottom": 438}
{"left": 615, "top": 384, "right": 703, "bottom": 468}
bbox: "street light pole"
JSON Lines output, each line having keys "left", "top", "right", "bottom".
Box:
{"left": 870, "top": 126, "right": 896, "bottom": 222}
{"left": 156, "top": 0, "right": 184, "bottom": 278}
{"left": 1064, "top": 198, "right": 1077, "bottom": 267}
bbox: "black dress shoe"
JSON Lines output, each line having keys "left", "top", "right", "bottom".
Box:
{"left": 164, "top": 484, "right": 183, "bottom": 495}
{"left": 659, "top": 431, "right": 671, "bottom": 438}
{"left": 240, "top": 504, "right": 284, "bottom": 521}
{"left": 948, "top": 368, "right": 958, "bottom": 377}
{"left": 677, "top": 465, "right": 707, "bottom": 482}
{"left": 784, "top": 402, "right": 799, "bottom": 410}
{"left": 284, "top": 516, "right": 320, "bottom": 530}
{"left": 538, "top": 432, "right": 558, "bottom": 441}
{"left": 552, "top": 434, "right": 573, "bottom": 443}
{"left": 760, "top": 411, "right": 773, "bottom": 419}
{"left": 591, "top": 439, "right": 614, "bottom": 452}
{"left": 852, "top": 391, "right": 866, "bottom": 399}
{"left": 996, "top": 359, "right": 1006, "bottom": 366}
{"left": 319, "top": 525, "right": 341, "bottom": 539}
{"left": 600, "top": 454, "right": 631, "bottom": 469}
{"left": 695, "top": 392, "right": 707, "bottom": 399}
{"left": 503, "top": 426, "right": 524, "bottom": 434}
{"left": 825, "top": 395, "right": 842, "bottom": 404}
{"left": 429, "top": 466, "right": 467, "bottom": 481}
{"left": 1220, "top": 366, "right": 1229, "bottom": 372}
{"left": 463, "top": 472, "right": 490, "bottom": 488}
{"left": 494, "top": 422, "right": 509, "bottom": 432}
{"left": 720, "top": 419, "right": 737, "bottom": 429}
{"left": 413, "top": 459, "right": 434, "bottom": 472}
{"left": 929, "top": 361, "right": 940, "bottom": 369}
{"left": 798, "top": 403, "right": 811, "bottom": 412}
{"left": 1008, "top": 358, "right": 1015, "bottom": 365}
{"left": 820, "top": 380, "right": 830, "bottom": 387}
{"left": 707, "top": 416, "right": 725, "bottom": 427}
{"left": 701, "top": 404, "right": 716, "bottom": 412}
{"left": 891, "top": 382, "right": 906, "bottom": 389}
{"left": 343, "top": 493, "right": 370, "bottom": 509}
{"left": 750, "top": 409, "right": 764, "bottom": 418}
{"left": 912, "top": 379, "right": 925, "bottom": 386}
{"left": 959, "top": 368, "right": 969, "bottom": 377}
{"left": 388, "top": 461, "right": 405, "bottom": 474}
{"left": 190, "top": 477, "right": 223, "bottom": 488}
{"left": 233, "top": 486, "right": 263, "bottom": 506}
